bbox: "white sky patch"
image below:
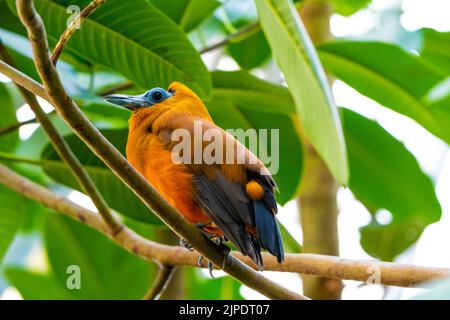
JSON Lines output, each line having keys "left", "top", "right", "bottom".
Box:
{"left": 333, "top": 80, "right": 447, "bottom": 180}
{"left": 0, "top": 74, "right": 11, "bottom": 83}
{"left": 0, "top": 287, "right": 23, "bottom": 300}
{"left": 331, "top": 9, "right": 378, "bottom": 37}
{"left": 375, "top": 210, "right": 393, "bottom": 225}
{"left": 16, "top": 97, "right": 55, "bottom": 140}
{"left": 278, "top": 200, "right": 302, "bottom": 244}
{"left": 241, "top": 271, "right": 302, "bottom": 300}
{"left": 67, "top": 190, "right": 97, "bottom": 212}
{"left": 401, "top": 0, "right": 450, "bottom": 32}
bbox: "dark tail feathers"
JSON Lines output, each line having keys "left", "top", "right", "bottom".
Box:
{"left": 254, "top": 201, "right": 284, "bottom": 263}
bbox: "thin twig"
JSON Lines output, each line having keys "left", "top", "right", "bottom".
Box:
{"left": 98, "top": 82, "right": 134, "bottom": 96}
{"left": 143, "top": 265, "right": 175, "bottom": 300}
{"left": 200, "top": 22, "right": 260, "bottom": 54}
{"left": 0, "top": 117, "right": 37, "bottom": 136}
{"left": 0, "top": 163, "right": 447, "bottom": 289}
{"left": 0, "top": 79, "right": 133, "bottom": 137}
{"left": 15, "top": 0, "right": 305, "bottom": 300}
{"left": 0, "top": 41, "right": 122, "bottom": 234}
{"left": 51, "top": 0, "right": 106, "bottom": 65}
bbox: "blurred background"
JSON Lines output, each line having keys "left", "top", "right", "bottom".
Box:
{"left": 0, "top": 0, "right": 449, "bottom": 300}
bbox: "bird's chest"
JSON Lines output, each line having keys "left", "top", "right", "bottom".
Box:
{"left": 126, "top": 131, "right": 208, "bottom": 224}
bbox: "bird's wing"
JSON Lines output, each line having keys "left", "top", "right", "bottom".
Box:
{"left": 193, "top": 170, "right": 264, "bottom": 269}
{"left": 155, "top": 116, "right": 283, "bottom": 269}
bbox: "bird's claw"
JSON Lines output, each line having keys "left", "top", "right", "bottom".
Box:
{"left": 180, "top": 238, "right": 194, "bottom": 251}
{"left": 197, "top": 255, "right": 215, "bottom": 278}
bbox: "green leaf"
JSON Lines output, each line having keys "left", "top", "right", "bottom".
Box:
{"left": 318, "top": 41, "right": 450, "bottom": 144}
{"left": 8, "top": 0, "right": 211, "bottom": 99}
{"left": 44, "top": 215, "right": 154, "bottom": 299}
{"left": 150, "top": 0, "right": 220, "bottom": 32}
{"left": 5, "top": 268, "right": 75, "bottom": 300}
{"left": 0, "top": 38, "right": 41, "bottom": 82}
{"left": 0, "top": 185, "right": 26, "bottom": 263}
{"left": 420, "top": 28, "right": 450, "bottom": 76}
{"left": 343, "top": 109, "right": 442, "bottom": 261}
{"left": 0, "top": 85, "right": 26, "bottom": 254}
{"left": 0, "top": 83, "right": 18, "bottom": 153}
{"left": 0, "top": 2, "right": 27, "bottom": 37}
{"left": 184, "top": 269, "right": 243, "bottom": 300}
{"left": 210, "top": 71, "right": 303, "bottom": 204}
{"left": 327, "top": 0, "right": 372, "bottom": 16}
{"left": 255, "top": 0, "right": 348, "bottom": 184}
{"left": 41, "top": 129, "right": 163, "bottom": 225}
{"left": 228, "top": 29, "right": 271, "bottom": 70}
{"left": 211, "top": 70, "right": 295, "bottom": 113}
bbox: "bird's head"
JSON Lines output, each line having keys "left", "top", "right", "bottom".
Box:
{"left": 103, "top": 82, "right": 211, "bottom": 120}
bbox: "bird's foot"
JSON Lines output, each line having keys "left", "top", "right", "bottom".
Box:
{"left": 180, "top": 238, "right": 194, "bottom": 251}
{"left": 197, "top": 255, "right": 215, "bottom": 278}
{"left": 195, "top": 224, "right": 226, "bottom": 246}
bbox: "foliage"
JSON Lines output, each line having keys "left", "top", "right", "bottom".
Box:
{"left": 0, "top": 0, "right": 448, "bottom": 299}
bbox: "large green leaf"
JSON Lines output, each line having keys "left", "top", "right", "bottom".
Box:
{"left": 228, "top": 29, "right": 271, "bottom": 70}
{"left": 420, "top": 28, "right": 450, "bottom": 76}
{"left": 0, "top": 84, "right": 24, "bottom": 261}
{"left": 0, "top": 83, "right": 18, "bottom": 152}
{"left": 210, "top": 71, "right": 303, "bottom": 204}
{"left": 318, "top": 41, "right": 450, "bottom": 144}
{"left": 5, "top": 268, "right": 75, "bottom": 300}
{"left": 343, "top": 109, "right": 441, "bottom": 261}
{"left": 150, "top": 0, "right": 220, "bottom": 32}
{"left": 0, "top": 185, "right": 26, "bottom": 263}
{"left": 8, "top": 0, "right": 211, "bottom": 99}
{"left": 327, "top": 0, "right": 371, "bottom": 16}
{"left": 41, "top": 129, "right": 163, "bottom": 225}
{"left": 0, "top": 37, "right": 40, "bottom": 82}
{"left": 44, "top": 215, "right": 154, "bottom": 299}
{"left": 184, "top": 269, "right": 243, "bottom": 300}
{"left": 255, "top": 0, "right": 348, "bottom": 184}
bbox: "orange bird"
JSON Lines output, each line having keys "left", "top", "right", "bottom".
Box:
{"left": 105, "top": 83, "right": 284, "bottom": 270}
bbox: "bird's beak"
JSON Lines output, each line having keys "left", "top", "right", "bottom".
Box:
{"left": 103, "top": 93, "right": 150, "bottom": 111}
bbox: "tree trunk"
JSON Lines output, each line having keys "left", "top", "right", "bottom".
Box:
{"left": 298, "top": 1, "right": 342, "bottom": 300}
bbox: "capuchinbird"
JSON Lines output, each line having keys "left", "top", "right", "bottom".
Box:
{"left": 104, "top": 83, "right": 284, "bottom": 270}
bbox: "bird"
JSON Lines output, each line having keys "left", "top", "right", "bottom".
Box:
{"left": 104, "top": 82, "right": 284, "bottom": 271}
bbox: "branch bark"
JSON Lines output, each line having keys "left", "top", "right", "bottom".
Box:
{"left": 0, "top": 162, "right": 447, "bottom": 288}
{"left": 143, "top": 265, "right": 175, "bottom": 300}
{"left": 14, "top": 0, "right": 305, "bottom": 300}
{"left": 0, "top": 40, "right": 122, "bottom": 234}
{"left": 51, "top": 0, "right": 106, "bottom": 65}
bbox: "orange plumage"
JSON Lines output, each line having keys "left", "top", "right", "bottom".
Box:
{"left": 105, "top": 82, "right": 284, "bottom": 269}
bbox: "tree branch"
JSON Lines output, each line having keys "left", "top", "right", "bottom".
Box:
{"left": 15, "top": 0, "right": 305, "bottom": 300}
{"left": 0, "top": 41, "right": 122, "bottom": 234}
{"left": 51, "top": 0, "right": 106, "bottom": 65}
{"left": 200, "top": 22, "right": 260, "bottom": 54}
{"left": 0, "top": 60, "right": 48, "bottom": 100}
{"left": 97, "top": 82, "right": 134, "bottom": 96}
{"left": 143, "top": 265, "right": 175, "bottom": 300}
{"left": 0, "top": 117, "right": 37, "bottom": 137}
{"left": 0, "top": 162, "right": 447, "bottom": 289}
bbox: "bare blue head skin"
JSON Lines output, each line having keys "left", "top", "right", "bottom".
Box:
{"left": 103, "top": 87, "right": 172, "bottom": 111}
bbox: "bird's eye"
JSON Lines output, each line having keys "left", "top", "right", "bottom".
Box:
{"left": 151, "top": 90, "right": 163, "bottom": 101}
